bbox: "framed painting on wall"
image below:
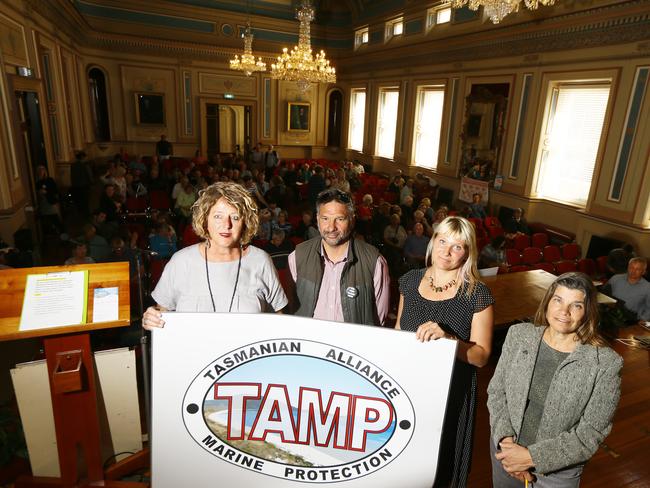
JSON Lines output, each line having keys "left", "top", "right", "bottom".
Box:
{"left": 287, "top": 102, "right": 310, "bottom": 132}
{"left": 134, "top": 92, "right": 165, "bottom": 125}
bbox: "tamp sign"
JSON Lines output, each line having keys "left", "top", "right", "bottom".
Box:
{"left": 152, "top": 314, "right": 455, "bottom": 487}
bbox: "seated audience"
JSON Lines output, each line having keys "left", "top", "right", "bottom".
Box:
{"left": 605, "top": 257, "right": 650, "bottom": 323}
{"left": 65, "top": 242, "right": 95, "bottom": 265}
{"left": 264, "top": 229, "right": 295, "bottom": 270}
{"left": 403, "top": 222, "right": 428, "bottom": 268}
{"left": 256, "top": 209, "right": 272, "bottom": 241}
{"left": 606, "top": 244, "right": 635, "bottom": 277}
{"left": 294, "top": 210, "right": 319, "bottom": 241}
{"left": 504, "top": 208, "right": 531, "bottom": 239}
{"left": 272, "top": 210, "right": 292, "bottom": 236}
{"left": 469, "top": 193, "right": 487, "bottom": 220}
{"left": 174, "top": 180, "right": 196, "bottom": 221}
{"left": 480, "top": 235, "right": 507, "bottom": 271}
{"left": 149, "top": 223, "right": 177, "bottom": 259}
{"left": 81, "top": 223, "right": 110, "bottom": 262}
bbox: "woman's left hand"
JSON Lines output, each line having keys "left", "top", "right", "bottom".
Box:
{"left": 495, "top": 438, "right": 534, "bottom": 473}
{"left": 415, "top": 321, "right": 453, "bottom": 342}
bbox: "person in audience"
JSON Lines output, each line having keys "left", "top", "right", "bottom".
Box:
{"left": 142, "top": 182, "right": 287, "bottom": 328}
{"left": 396, "top": 216, "right": 494, "bottom": 487}
{"left": 412, "top": 209, "right": 433, "bottom": 237}
{"left": 242, "top": 174, "right": 268, "bottom": 208}
{"left": 81, "top": 223, "right": 110, "bottom": 262}
{"left": 419, "top": 197, "right": 434, "bottom": 223}
{"left": 156, "top": 134, "right": 173, "bottom": 160}
{"left": 383, "top": 213, "right": 408, "bottom": 271}
{"left": 272, "top": 210, "right": 292, "bottom": 236}
{"left": 266, "top": 175, "right": 288, "bottom": 210}
{"left": 504, "top": 207, "right": 531, "bottom": 239}
{"left": 98, "top": 183, "right": 122, "bottom": 222}
{"left": 149, "top": 223, "right": 177, "bottom": 259}
{"left": 333, "top": 168, "right": 350, "bottom": 193}
{"left": 264, "top": 229, "right": 295, "bottom": 270}
{"left": 106, "top": 236, "right": 139, "bottom": 279}
{"left": 488, "top": 272, "right": 622, "bottom": 486}
{"left": 264, "top": 144, "right": 279, "bottom": 179}
{"left": 35, "top": 165, "right": 63, "bottom": 236}
{"left": 479, "top": 235, "right": 507, "bottom": 272}
{"left": 370, "top": 201, "right": 391, "bottom": 246}
{"left": 294, "top": 210, "right": 319, "bottom": 241}
{"left": 605, "top": 257, "right": 650, "bottom": 323}
{"left": 256, "top": 208, "right": 273, "bottom": 242}
{"left": 249, "top": 142, "right": 265, "bottom": 171}
{"left": 288, "top": 188, "right": 390, "bottom": 326}
{"left": 255, "top": 171, "right": 269, "bottom": 196}
{"left": 65, "top": 242, "right": 95, "bottom": 265}
{"left": 403, "top": 222, "right": 428, "bottom": 268}
{"left": 400, "top": 195, "right": 415, "bottom": 229}
{"left": 431, "top": 206, "right": 448, "bottom": 234}
{"left": 70, "top": 151, "right": 93, "bottom": 215}
{"left": 192, "top": 149, "right": 207, "bottom": 165}
{"left": 606, "top": 243, "right": 636, "bottom": 277}
{"left": 308, "top": 165, "right": 326, "bottom": 207}
{"left": 400, "top": 177, "right": 414, "bottom": 205}
{"left": 174, "top": 180, "right": 196, "bottom": 222}
{"left": 469, "top": 193, "right": 487, "bottom": 220}
{"left": 297, "top": 163, "right": 312, "bottom": 183}
{"left": 147, "top": 166, "right": 168, "bottom": 192}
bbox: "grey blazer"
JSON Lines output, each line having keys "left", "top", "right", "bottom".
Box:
{"left": 487, "top": 322, "right": 623, "bottom": 475}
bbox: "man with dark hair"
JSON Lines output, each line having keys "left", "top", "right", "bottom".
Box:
{"left": 156, "top": 134, "right": 173, "bottom": 160}
{"left": 288, "top": 189, "right": 390, "bottom": 326}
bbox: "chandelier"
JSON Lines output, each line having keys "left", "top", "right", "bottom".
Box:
{"left": 229, "top": 22, "right": 266, "bottom": 76}
{"left": 270, "top": 1, "right": 336, "bottom": 93}
{"left": 451, "top": 0, "right": 556, "bottom": 24}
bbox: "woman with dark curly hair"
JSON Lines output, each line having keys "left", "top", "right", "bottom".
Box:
{"left": 488, "top": 272, "right": 622, "bottom": 487}
{"left": 142, "top": 182, "right": 287, "bottom": 329}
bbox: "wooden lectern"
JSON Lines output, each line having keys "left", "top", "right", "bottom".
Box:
{"left": 0, "top": 262, "right": 148, "bottom": 488}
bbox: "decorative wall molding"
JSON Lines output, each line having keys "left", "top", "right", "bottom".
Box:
{"left": 198, "top": 72, "right": 256, "bottom": 97}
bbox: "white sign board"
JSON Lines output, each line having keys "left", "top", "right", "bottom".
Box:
{"left": 152, "top": 313, "right": 456, "bottom": 487}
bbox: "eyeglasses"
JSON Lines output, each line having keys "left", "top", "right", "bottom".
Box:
{"left": 316, "top": 188, "right": 352, "bottom": 205}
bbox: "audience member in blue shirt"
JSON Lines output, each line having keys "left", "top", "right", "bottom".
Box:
{"left": 149, "top": 223, "right": 177, "bottom": 259}
{"left": 469, "top": 193, "right": 487, "bottom": 220}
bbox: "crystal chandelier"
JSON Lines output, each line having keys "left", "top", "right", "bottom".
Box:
{"left": 270, "top": 0, "right": 336, "bottom": 93}
{"left": 229, "top": 22, "right": 266, "bottom": 76}
{"left": 451, "top": 0, "right": 556, "bottom": 24}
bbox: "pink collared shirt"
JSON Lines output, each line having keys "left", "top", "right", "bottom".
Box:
{"left": 288, "top": 241, "right": 390, "bottom": 326}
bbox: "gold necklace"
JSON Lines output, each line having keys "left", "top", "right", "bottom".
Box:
{"left": 426, "top": 273, "right": 456, "bottom": 293}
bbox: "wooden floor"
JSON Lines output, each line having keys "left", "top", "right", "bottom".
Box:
{"left": 467, "top": 324, "right": 650, "bottom": 487}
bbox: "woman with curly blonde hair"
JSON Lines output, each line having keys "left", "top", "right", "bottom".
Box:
{"left": 143, "top": 182, "right": 287, "bottom": 329}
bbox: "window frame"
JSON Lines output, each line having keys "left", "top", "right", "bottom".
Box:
{"left": 412, "top": 84, "right": 446, "bottom": 170}
{"left": 347, "top": 88, "right": 367, "bottom": 152}
{"left": 385, "top": 17, "right": 404, "bottom": 42}
{"left": 532, "top": 79, "right": 613, "bottom": 207}
{"left": 354, "top": 28, "right": 369, "bottom": 49}
{"left": 427, "top": 5, "right": 452, "bottom": 30}
{"left": 375, "top": 86, "right": 400, "bottom": 160}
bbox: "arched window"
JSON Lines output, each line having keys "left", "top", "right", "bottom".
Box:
{"left": 327, "top": 89, "right": 343, "bottom": 148}
{"left": 87, "top": 67, "right": 111, "bottom": 141}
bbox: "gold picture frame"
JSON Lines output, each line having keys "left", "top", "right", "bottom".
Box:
{"left": 287, "top": 102, "right": 310, "bottom": 132}
{"left": 134, "top": 92, "right": 166, "bottom": 125}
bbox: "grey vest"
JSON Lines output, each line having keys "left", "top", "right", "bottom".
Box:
{"left": 294, "top": 237, "right": 380, "bottom": 326}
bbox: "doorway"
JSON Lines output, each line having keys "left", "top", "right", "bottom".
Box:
{"left": 15, "top": 91, "right": 47, "bottom": 205}
{"left": 201, "top": 100, "right": 254, "bottom": 161}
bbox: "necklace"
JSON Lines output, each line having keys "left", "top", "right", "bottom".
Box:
{"left": 426, "top": 273, "right": 456, "bottom": 293}
{"left": 204, "top": 242, "right": 242, "bottom": 313}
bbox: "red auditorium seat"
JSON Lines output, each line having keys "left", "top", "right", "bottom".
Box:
{"left": 543, "top": 245, "right": 562, "bottom": 263}
{"left": 577, "top": 258, "right": 596, "bottom": 277}
{"left": 531, "top": 232, "right": 549, "bottom": 249}
{"left": 484, "top": 216, "right": 500, "bottom": 228}
{"left": 505, "top": 248, "right": 522, "bottom": 266}
{"left": 126, "top": 196, "right": 147, "bottom": 213}
{"left": 521, "top": 247, "right": 543, "bottom": 265}
{"left": 149, "top": 190, "right": 171, "bottom": 211}
{"left": 488, "top": 226, "right": 504, "bottom": 239}
{"left": 596, "top": 255, "right": 609, "bottom": 276}
{"left": 513, "top": 234, "right": 531, "bottom": 251}
{"left": 561, "top": 243, "right": 580, "bottom": 261}
{"left": 555, "top": 260, "right": 577, "bottom": 274}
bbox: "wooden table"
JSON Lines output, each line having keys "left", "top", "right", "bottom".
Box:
{"left": 482, "top": 269, "right": 616, "bottom": 328}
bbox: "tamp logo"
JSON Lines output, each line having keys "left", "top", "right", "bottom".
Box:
{"left": 182, "top": 339, "right": 415, "bottom": 483}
